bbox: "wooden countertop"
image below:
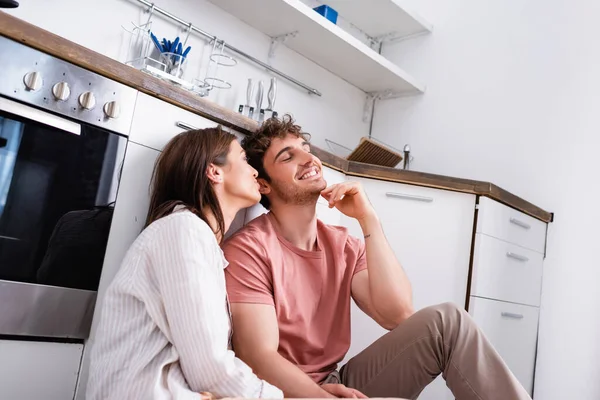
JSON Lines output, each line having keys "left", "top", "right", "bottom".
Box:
{"left": 0, "top": 12, "right": 552, "bottom": 223}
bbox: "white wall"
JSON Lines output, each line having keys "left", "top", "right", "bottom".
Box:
{"left": 372, "top": 1, "right": 600, "bottom": 399}
{"left": 6, "top": 0, "right": 369, "bottom": 151}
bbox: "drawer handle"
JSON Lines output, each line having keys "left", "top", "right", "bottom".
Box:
{"left": 506, "top": 252, "right": 529, "bottom": 262}
{"left": 386, "top": 192, "right": 433, "bottom": 203}
{"left": 176, "top": 121, "right": 198, "bottom": 131}
{"left": 501, "top": 312, "right": 524, "bottom": 320}
{"left": 509, "top": 217, "right": 531, "bottom": 230}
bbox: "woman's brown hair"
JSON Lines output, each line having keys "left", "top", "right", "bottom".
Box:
{"left": 145, "top": 126, "right": 237, "bottom": 241}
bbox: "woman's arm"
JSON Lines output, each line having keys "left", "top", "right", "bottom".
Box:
{"left": 150, "top": 214, "right": 282, "bottom": 399}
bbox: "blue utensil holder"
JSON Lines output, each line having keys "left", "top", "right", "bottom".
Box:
{"left": 313, "top": 5, "right": 338, "bottom": 24}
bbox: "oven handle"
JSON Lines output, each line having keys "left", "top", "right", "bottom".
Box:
{"left": 0, "top": 96, "right": 81, "bottom": 135}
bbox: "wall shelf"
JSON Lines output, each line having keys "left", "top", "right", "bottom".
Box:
{"left": 324, "top": 0, "right": 431, "bottom": 40}
{"left": 207, "top": 0, "right": 425, "bottom": 94}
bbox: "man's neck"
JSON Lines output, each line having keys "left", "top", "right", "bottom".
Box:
{"left": 269, "top": 202, "right": 318, "bottom": 251}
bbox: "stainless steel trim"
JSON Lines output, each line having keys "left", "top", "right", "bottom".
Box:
{"left": 136, "top": 0, "right": 322, "bottom": 96}
{"left": 386, "top": 192, "right": 434, "bottom": 203}
{"left": 0, "top": 96, "right": 81, "bottom": 135}
{"left": 510, "top": 217, "right": 531, "bottom": 230}
{"left": 175, "top": 121, "right": 198, "bottom": 131}
{"left": 501, "top": 312, "right": 524, "bottom": 320}
{"left": 506, "top": 252, "right": 529, "bottom": 262}
{"left": 0, "top": 280, "right": 97, "bottom": 339}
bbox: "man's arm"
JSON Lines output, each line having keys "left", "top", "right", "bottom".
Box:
{"left": 230, "top": 303, "right": 334, "bottom": 398}
{"left": 322, "top": 182, "right": 414, "bottom": 330}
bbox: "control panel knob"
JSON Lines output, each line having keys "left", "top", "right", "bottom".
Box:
{"left": 103, "top": 101, "right": 120, "bottom": 119}
{"left": 23, "top": 71, "right": 43, "bottom": 91}
{"left": 78, "top": 91, "right": 96, "bottom": 110}
{"left": 52, "top": 82, "right": 71, "bottom": 101}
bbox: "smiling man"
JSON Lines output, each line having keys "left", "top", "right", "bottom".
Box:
{"left": 222, "top": 115, "right": 530, "bottom": 400}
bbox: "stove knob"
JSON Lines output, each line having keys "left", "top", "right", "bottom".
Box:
{"left": 52, "top": 82, "right": 71, "bottom": 101}
{"left": 78, "top": 91, "right": 96, "bottom": 110}
{"left": 103, "top": 101, "right": 120, "bottom": 119}
{"left": 23, "top": 71, "right": 43, "bottom": 91}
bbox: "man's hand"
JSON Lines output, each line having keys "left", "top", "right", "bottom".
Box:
{"left": 321, "top": 182, "right": 376, "bottom": 222}
{"left": 321, "top": 384, "right": 368, "bottom": 398}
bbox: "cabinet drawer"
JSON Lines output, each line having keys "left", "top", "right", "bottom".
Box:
{"left": 130, "top": 93, "right": 219, "bottom": 151}
{"left": 468, "top": 297, "right": 539, "bottom": 395}
{"left": 471, "top": 234, "right": 543, "bottom": 306}
{"left": 477, "top": 197, "right": 546, "bottom": 254}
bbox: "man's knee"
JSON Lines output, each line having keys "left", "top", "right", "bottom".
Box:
{"left": 419, "top": 302, "right": 470, "bottom": 325}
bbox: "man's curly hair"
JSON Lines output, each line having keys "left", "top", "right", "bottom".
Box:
{"left": 242, "top": 114, "right": 311, "bottom": 209}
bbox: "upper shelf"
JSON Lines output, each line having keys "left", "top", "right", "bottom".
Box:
{"left": 207, "top": 0, "right": 425, "bottom": 94}
{"left": 324, "top": 0, "right": 432, "bottom": 39}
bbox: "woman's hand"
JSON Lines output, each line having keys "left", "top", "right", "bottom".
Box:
{"left": 321, "top": 383, "right": 368, "bottom": 398}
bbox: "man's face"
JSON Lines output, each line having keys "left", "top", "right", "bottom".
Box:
{"left": 260, "top": 134, "right": 327, "bottom": 206}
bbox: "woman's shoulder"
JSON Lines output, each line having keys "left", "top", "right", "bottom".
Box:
{"left": 141, "top": 209, "right": 214, "bottom": 244}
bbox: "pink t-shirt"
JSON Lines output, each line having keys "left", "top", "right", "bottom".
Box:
{"left": 223, "top": 213, "right": 367, "bottom": 383}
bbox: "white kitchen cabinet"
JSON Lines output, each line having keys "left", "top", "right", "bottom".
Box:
{"left": 0, "top": 339, "right": 83, "bottom": 400}
{"left": 129, "top": 93, "right": 220, "bottom": 151}
{"left": 341, "top": 177, "right": 476, "bottom": 400}
{"left": 468, "top": 197, "right": 547, "bottom": 395}
{"left": 468, "top": 296, "right": 539, "bottom": 395}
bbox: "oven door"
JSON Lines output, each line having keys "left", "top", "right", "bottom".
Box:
{"left": 0, "top": 96, "right": 127, "bottom": 339}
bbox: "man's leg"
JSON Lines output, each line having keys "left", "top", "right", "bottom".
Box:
{"left": 340, "top": 302, "right": 530, "bottom": 400}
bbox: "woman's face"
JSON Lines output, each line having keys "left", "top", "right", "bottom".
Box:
{"left": 222, "top": 140, "right": 261, "bottom": 207}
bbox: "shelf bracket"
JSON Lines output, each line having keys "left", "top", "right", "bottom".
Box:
{"left": 363, "top": 90, "right": 404, "bottom": 124}
{"left": 268, "top": 31, "right": 299, "bottom": 60}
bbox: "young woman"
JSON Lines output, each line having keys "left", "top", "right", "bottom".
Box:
{"left": 87, "top": 127, "right": 282, "bottom": 400}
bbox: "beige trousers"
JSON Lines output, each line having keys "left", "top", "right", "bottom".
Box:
{"left": 334, "top": 302, "right": 531, "bottom": 400}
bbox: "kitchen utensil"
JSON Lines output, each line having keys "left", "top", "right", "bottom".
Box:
{"left": 264, "top": 77, "right": 278, "bottom": 120}
{"left": 170, "top": 37, "right": 180, "bottom": 53}
{"left": 255, "top": 80, "right": 264, "bottom": 122}
{"left": 0, "top": 0, "right": 19, "bottom": 8}
{"left": 150, "top": 32, "right": 163, "bottom": 54}
{"left": 238, "top": 79, "right": 255, "bottom": 118}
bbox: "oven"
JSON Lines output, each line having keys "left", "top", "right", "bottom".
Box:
{"left": 0, "top": 35, "right": 137, "bottom": 340}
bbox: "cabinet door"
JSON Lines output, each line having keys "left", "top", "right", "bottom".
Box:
{"left": 0, "top": 340, "right": 83, "bottom": 400}
{"left": 130, "top": 93, "right": 220, "bottom": 151}
{"left": 468, "top": 296, "right": 539, "bottom": 395}
{"left": 341, "top": 178, "right": 475, "bottom": 400}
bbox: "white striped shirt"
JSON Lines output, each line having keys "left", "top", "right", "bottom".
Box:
{"left": 87, "top": 210, "right": 283, "bottom": 400}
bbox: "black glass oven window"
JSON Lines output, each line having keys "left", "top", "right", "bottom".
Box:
{"left": 0, "top": 112, "right": 127, "bottom": 291}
